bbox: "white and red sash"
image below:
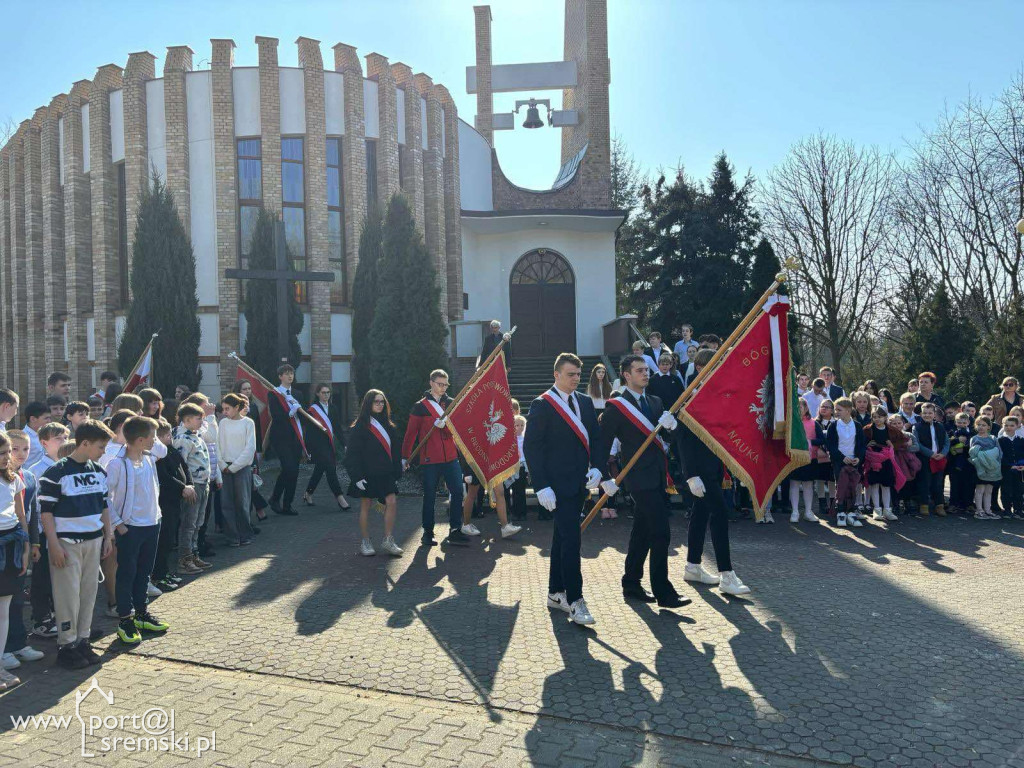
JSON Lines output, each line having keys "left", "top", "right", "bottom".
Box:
{"left": 607, "top": 394, "right": 673, "bottom": 486}
{"left": 273, "top": 387, "right": 307, "bottom": 454}
{"left": 541, "top": 389, "right": 590, "bottom": 455}
{"left": 369, "top": 418, "right": 392, "bottom": 459}
{"left": 420, "top": 396, "right": 447, "bottom": 425}
{"left": 310, "top": 403, "right": 334, "bottom": 447}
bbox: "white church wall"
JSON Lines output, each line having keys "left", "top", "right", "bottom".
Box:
{"left": 109, "top": 89, "right": 124, "bottom": 163}
{"left": 279, "top": 68, "right": 306, "bottom": 135}
{"left": 461, "top": 226, "right": 616, "bottom": 356}
{"left": 324, "top": 71, "right": 345, "bottom": 135}
{"left": 458, "top": 120, "right": 492, "bottom": 211}
{"left": 187, "top": 71, "right": 218, "bottom": 306}
{"left": 364, "top": 79, "right": 379, "bottom": 138}
{"left": 232, "top": 68, "right": 260, "bottom": 136}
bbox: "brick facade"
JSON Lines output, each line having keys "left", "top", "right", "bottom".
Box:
{"left": 364, "top": 53, "right": 400, "bottom": 209}
{"left": 41, "top": 96, "right": 68, "bottom": 378}
{"left": 24, "top": 113, "right": 46, "bottom": 399}
{"left": 90, "top": 64, "right": 124, "bottom": 374}
{"left": 297, "top": 37, "right": 331, "bottom": 387}
{"left": 63, "top": 80, "right": 94, "bottom": 395}
{"left": 9, "top": 126, "right": 28, "bottom": 400}
{"left": 211, "top": 39, "right": 240, "bottom": 391}
{"left": 332, "top": 44, "right": 367, "bottom": 294}
{"left": 1, "top": 32, "right": 473, "bottom": 398}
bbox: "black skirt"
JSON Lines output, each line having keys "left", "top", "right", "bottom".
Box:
{"left": 816, "top": 461, "right": 834, "bottom": 482}
{"left": 0, "top": 539, "right": 22, "bottom": 597}
{"left": 348, "top": 472, "right": 397, "bottom": 500}
{"left": 792, "top": 461, "right": 819, "bottom": 482}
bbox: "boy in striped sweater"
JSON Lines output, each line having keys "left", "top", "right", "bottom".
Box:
{"left": 39, "top": 420, "right": 115, "bottom": 670}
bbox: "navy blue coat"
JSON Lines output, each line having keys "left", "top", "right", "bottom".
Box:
{"left": 524, "top": 388, "right": 604, "bottom": 500}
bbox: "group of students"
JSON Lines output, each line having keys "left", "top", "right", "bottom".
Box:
{"left": 0, "top": 372, "right": 275, "bottom": 688}
{"left": 785, "top": 368, "right": 1024, "bottom": 526}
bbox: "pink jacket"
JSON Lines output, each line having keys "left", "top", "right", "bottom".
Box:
{"left": 863, "top": 444, "right": 906, "bottom": 491}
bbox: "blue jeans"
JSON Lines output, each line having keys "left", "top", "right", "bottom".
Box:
{"left": 421, "top": 461, "right": 463, "bottom": 531}
{"left": 115, "top": 524, "right": 161, "bottom": 617}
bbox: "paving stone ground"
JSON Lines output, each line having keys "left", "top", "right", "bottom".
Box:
{"left": 2, "top": 468, "right": 1024, "bottom": 767}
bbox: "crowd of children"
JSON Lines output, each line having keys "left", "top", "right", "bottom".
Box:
{"left": 787, "top": 369, "right": 1024, "bottom": 526}
{"left": 0, "top": 374, "right": 261, "bottom": 689}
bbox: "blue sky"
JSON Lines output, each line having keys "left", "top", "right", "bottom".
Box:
{"left": 2, "top": 0, "right": 1022, "bottom": 193}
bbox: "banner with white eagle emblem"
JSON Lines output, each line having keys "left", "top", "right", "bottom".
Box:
{"left": 679, "top": 294, "right": 811, "bottom": 518}
{"left": 446, "top": 352, "right": 521, "bottom": 489}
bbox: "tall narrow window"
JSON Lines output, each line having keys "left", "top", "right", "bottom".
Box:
{"left": 365, "top": 139, "right": 378, "bottom": 209}
{"left": 116, "top": 163, "right": 128, "bottom": 307}
{"left": 237, "top": 138, "right": 262, "bottom": 272}
{"left": 282, "top": 137, "right": 306, "bottom": 304}
{"left": 327, "top": 137, "right": 345, "bottom": 305}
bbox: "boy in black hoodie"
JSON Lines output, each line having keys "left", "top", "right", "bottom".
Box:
{"left": 153, "top": 420, "right": 195, "bottom": 591}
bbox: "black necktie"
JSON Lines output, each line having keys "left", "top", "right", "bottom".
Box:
{"left": 568, "top": 394, "right": 578, "bottom": 416}
{"left": 639, "top": 394, "right": 652, "bottom": 420}
{"left": 286, "top": 389, "right": 291, "bottom": 397}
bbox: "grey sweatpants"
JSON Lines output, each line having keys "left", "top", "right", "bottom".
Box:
{"left": 49, "top": 537, "right": 103, "bottom": 647}
{"left": 178, "top": 482, "right": 210, "bottom": 560}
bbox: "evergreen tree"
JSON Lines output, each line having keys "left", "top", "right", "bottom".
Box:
{"left": 611, "top": 135, "right": 645, "bottom": 315}
{"left": 369, "top": 194, "right": 447, "bottom": 427}
{"left": 899, "top": 284, "right": 974, "bottom": 390}
{"left": 630, "top": 154, "right": 761, "bottom": 338}
{"left": 242, "top": 208, "right": 303, "bottom": 381}
{"left": 350, "top": 205, "right": 384, "bottom": 398}
{"left": 117, "top": 175, "right": 200, "bottom": 393}
{"left": 747, "top": 237, "right": 804, "bottom": 368}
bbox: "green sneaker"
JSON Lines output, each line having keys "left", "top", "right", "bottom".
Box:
{"left": 134, "top": 611, "right": 170, "bottom": 632}
{"left": 117, "top": 617, "right": 141, "bottom": 644}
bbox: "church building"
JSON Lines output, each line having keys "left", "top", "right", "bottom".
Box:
{"left": 0, "top": 0, "right": 620, "bottom": 403}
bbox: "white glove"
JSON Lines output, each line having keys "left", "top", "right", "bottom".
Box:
{"left": 585, "top": 467, "right": 603, "bottom": 489}
{"left": 502, "top": 332, "right": 511, "bottom": 342}
{"left": 356, "top": 479, "right": 367, "bottom": 491}
{"left": 434, "top": 417, "right": 447, "bottom": 429}
{"left": 687, "top": 477, "right": 706, "bottom": 498}
{"left": 601, "top": 479, "right": 619, "bottom": 496}
{"left": 464, "top": 475, "right": 474, "bottom": 486}
{"left": 401, "top": 459, "right": 409, "bottom": 472}
{"left": 657, "top": 412, "right": 677, "bottom": 431}
{"left": 537, "top": 487, "right": 557, "bottom": 512}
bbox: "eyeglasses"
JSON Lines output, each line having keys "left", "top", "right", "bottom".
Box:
{"left": 373, "top": 399, "right": 385, "bottom": 405}
{"left": 434, "top": 382, "right": 450, "bottom": 388}
{"left": 1004, "top": 383, "right": 1017, "bottom": 388}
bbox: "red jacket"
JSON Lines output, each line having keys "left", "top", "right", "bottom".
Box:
{"left": 401, "top": 393, "right": 459, "bottom": 465}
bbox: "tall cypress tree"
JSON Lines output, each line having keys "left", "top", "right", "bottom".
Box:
{"left": 369, "top": 194, "right": 447, "bottom": 426}
{"left": 351, "top": 205, "right": 384, "bottom": 398}
{"left": 117, "top": 174, "right": 200, "bottom": 393}
{"left": 242, "top": 208, "right": 303, "bottom": 380}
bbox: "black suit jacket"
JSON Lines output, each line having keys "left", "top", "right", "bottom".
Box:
{"left": 597, "top": 390, "right": 668, "bottom": 492}
{"left": 268, "top": 390, "right": 304, "bottom": 460}
{"left": 345, "top": 420, "right": 402, "bottom": 480}
{"left": 524, "top": 388, "right": 604, "bottom": 499}
{"left": 647, "top": 372, "right": 684, "bottom": 413}
{"left": 825, "top": 419, "right": 867, "bottom": 465}
{"left": 677, "top": 423, "right": 724, "bottom": 485}
{"left": 480, "top": 332, "right": 511, "bottom": 367}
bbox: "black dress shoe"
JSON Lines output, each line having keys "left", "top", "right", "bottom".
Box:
{"left": 269, "top": 499, "right": 282, "bottom": 515}
{"left": 656, "top": 594, "right": 692, "bottom": 609}
{"left": 278, "top": 507, "right": 298, "bottom": 517}
{"left": 622, "top": 585, "right": 656, "bottom": 603}
{"left": 421, "top": 531, "right": 437, "bottom": 547}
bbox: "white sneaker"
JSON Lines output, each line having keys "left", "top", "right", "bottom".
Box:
{"left": 0, "top": 668, "right": 21, "bottom": 691}
{"left": 147, "top": 581, "right": 163, "bottom": 597}
{"left": 764, "top": 510, "right": 775, "bottom": 524}
{"left": 789, "top": 510, "right": 800, "bottom": 524}
{"left": 719, "top": 570, "right": 751, "bottom": 596}
{"left": 803, "top": 511, "right": 820, "bottom": 522}
{"left": 837, "top": 512, "right": 848, "bottom": 527}
{"left": 1, "top": 653, "right": 20, "bottom": 670}
{"left": 850, "top": 515, "right": 864, "bottom": 527}
{"left": 380, "top": 536, "right": 403, "bottom": 556}
{"left": 500, "top": 523, "right": 522, "bottom": 538}
{"left": 883, "top": 508, "right": 898, "bottom": 521}
{"left": 13, "top": 646, "right": 44, "bottom": 662}
{"left": 569, "top": 598, "right": 596, "bottom": 625}
{"left": 684, "top": 562, "right": 720, "bottom": 585}
{"left": 461, "top": 523, "right": 481, "bottom": 536}
{"left": 359, "top": 539, "right": 376, "bottom": 557}
{"left": 872, "top": 508, "right": 885, "bottom": 521}
{"left": 547, "top": 591, "right": 571, "bottom": 613}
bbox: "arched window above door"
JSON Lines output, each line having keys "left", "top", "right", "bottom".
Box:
{"left": 510, "top": 249, "right": 574, "bottom": 286}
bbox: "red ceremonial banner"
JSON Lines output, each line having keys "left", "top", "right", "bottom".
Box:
{"left": 123, "top": 337, "right": 155, "bottom": 394}
{"left": 447, "top": 353, "right": 520, "bottom": 489}
{"left": 679, "top": 302, "right": 809, "bottom": 515}
{"left": 233, "top": 358, "right": 273, "bottom": 446}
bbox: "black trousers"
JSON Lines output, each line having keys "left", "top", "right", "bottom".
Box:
{"left": 1003, "top": 469, "right": 1024, "bottom": 514}
{"left": 624, "top": 488, "right": 675, "bottom": 600}
{"left": 504, "top": 474, "right": 527, "bottom": 519}
{"left": 30, "top": 539, "right": 53, "bottom": 624}
{"left": 271, "top": 449, "right": 301, "bottom": 509}
{"left": 548, "top": 493, "right": 585, "bottom": 604}
{"left": 306, "top": 463, "right": 343, "bottom": 496}
{"left": 687, "top": 480, "right": 732, "bottom": 572}
{"left": 152, "top": 501, "right": 180, "bottom": 581}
